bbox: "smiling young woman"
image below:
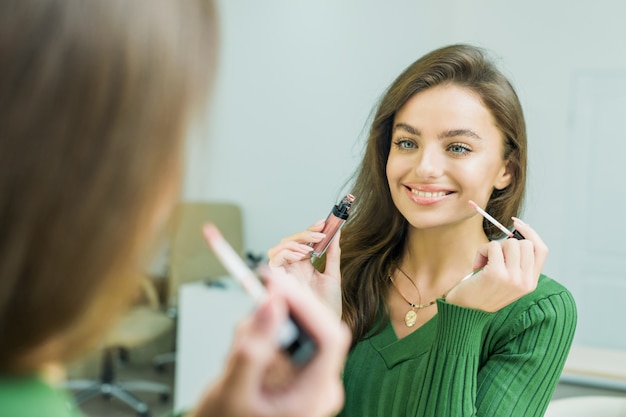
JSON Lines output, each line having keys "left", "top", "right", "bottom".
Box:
{"left": 268, "top": 44, "right": 577, "bottom": 417}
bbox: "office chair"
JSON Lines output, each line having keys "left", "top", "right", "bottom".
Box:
{"left": 66, "top": 276, "right": 174, "bottom": 417}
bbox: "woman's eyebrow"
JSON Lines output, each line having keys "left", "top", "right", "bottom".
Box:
{"left": 438, "top": 129, "right": 483, "bottom": 140}
{"left": 393, "top": 122, "right": 421, "bottom": 136}
{"left": 393, "top": 124, "right": 482, "bottom": 141}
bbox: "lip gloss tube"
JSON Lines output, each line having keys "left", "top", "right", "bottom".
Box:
{"left": 310, "top": 194, "right": 355, "bottom": 258}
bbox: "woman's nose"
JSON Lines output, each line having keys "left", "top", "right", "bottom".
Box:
{"left": 414, "top": 146, "right": 444, "bottom": 179}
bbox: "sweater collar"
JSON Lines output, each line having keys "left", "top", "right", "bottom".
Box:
{"left": 368, "top": 314, "right": 437, "bottom": 368}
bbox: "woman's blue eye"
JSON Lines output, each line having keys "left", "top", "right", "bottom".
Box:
{"left": 448, "top": 142, "right": 471, "bottom": 155}
{"left": 393, "top": 139, "right": 416, "bottom": 150}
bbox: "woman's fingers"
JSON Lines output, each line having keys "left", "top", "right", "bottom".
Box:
{"left": 266, "top": 220, "right": 344, "bottom": 315}
{"left": 474, "top": 241, "right": 504, "bottom": 274}
{"left": 518, "top": 239, "right": 535, "bottom": 279}
{"left": 261, "top": 267, "right": 350, "bottom": 415}
{"left": 262, "top": 266, "right": 349, "bottom": 347}
{"left": 242, "top": 296, "right": 287, "bottom": 370}
{"left": 199, "top": 295, "right": 288, "bottom": 416}
{"left": 323, "top": 229, "right": 342, "bottom": 274}
{"left": 501, "top": 238, "right": 521, "bottom": 278}
{"left": 267, "top": 221, "right": 327, "bottom": 268}
{"left": 512, "top": 217, "right": 548, "bottom": 277}
{"left": 263, "top": 267, "right": 350, "bottom": 382}
{"left": 450, "top": 219, "right": 549, "bottom": 312}
{"left": 267, "top": 240, "right": 314, "bottom": 267}
{"left": 500, "top": 238, "right": 537, "bottom": 293}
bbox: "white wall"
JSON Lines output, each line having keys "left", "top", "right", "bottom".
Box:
{"left": 184, "top": 0, "right": 430, "bottom": 254}
{"left": 183, "top": 1, "right": 626, "bottom": 347}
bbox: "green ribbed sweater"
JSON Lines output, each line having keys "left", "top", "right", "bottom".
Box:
{"left": 338, "top": 274, "right": 577, "bottom": 417}
{"left": 0, "top": 375, "right": 84, "bottom": 417}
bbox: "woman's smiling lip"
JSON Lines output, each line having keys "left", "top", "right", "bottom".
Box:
{"left": 403, "top": 184, "right": 455, "bottom": 205}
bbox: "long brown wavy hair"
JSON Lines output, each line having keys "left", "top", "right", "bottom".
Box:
{"left": 340, "top": 44, "right": 528, "bottom": 346}
{"left": 0, "top": 0, "right": 217, "bottom": 371}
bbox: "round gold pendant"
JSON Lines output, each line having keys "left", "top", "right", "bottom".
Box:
{"left": 404, "top": 309, "right": 417, "bottom": 327}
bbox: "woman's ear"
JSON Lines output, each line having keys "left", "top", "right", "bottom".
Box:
{"left": 494, "top": 161, "right": 513, "bottom": 190}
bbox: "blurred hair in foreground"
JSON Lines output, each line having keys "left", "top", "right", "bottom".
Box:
{"left": 0, "top": 0, "right": 217, "bottom": 372}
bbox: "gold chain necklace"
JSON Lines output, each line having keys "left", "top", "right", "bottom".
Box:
{"left": 389, "top": 267, "right": 436, "bottom": 327}
{"left": 389, "top": 267, "right": 467, "bottom": 328}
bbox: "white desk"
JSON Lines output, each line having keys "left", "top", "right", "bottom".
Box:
{"left": 174, "top": 280, "right": 255, "bottom": 413}
{"left": 560, "top": 344, "right": 626, "bottom": 391}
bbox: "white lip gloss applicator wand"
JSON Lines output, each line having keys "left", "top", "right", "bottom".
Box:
{"left": 468, "top": 200, "right": 524, "bottom": 240}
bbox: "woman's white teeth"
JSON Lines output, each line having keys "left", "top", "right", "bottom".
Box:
{"left": 411, "top": 190, "right": 447, "bottom": 198}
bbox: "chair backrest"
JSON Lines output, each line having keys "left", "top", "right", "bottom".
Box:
{"left": 545, "top": 395, "right": 626, "bottom": 417}
{"left": 166, "top": 201, "right": 244, "bottom": 307}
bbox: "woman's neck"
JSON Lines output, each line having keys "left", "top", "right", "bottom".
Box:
{"left": 402, "top": 223, "right": 488, "bottom": 288}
